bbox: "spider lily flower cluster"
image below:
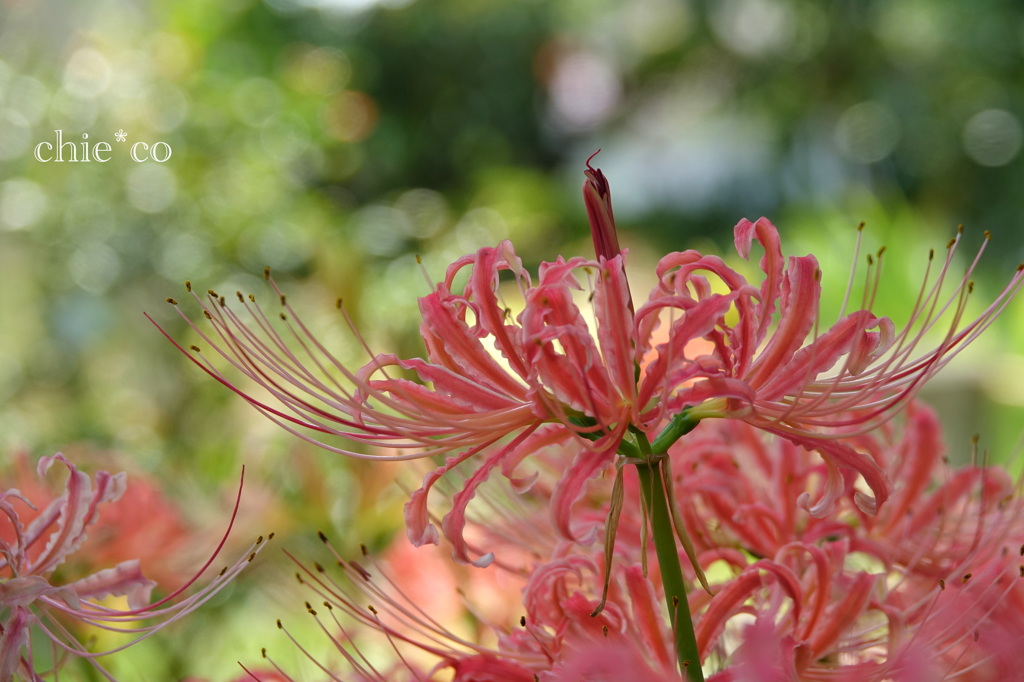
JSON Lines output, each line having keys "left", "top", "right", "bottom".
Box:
{"left": 256, "top": 403, "right": 1024, "bottom": 681}
{"left": 158, "top": 172, "right": 1023, "bottom": 556}
{"left": 0, "top": 453, "right": 269, "bottom": 680}
{"left": 155, "top": 160, "right": 1023, "bottom": 679}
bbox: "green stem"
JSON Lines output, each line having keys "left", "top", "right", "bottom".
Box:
{"left": 649, "top": 409, "right": 700, "bottom": 455}
{"left": 636, "top": 459, "right": 704, "bottom": 682}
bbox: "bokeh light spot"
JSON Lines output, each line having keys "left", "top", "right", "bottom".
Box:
{"left": 260, "top": 112, "right": 311, "bottom": 163}
{"left": 873, "top": 0, "right": 946, "bottom": 65}
{"left": 962, "top": 109, "right": 1022, "bottom": 167}
{"left": 7, "top": 76, "right": 50, "bottom": 125}
{"left": 395, "top": 188, "right": 449, "bottom": 239}
{"left": 285, "top": 45, "right": 351, "bottom": 95}
{"left": 0, "top": 110, "right": 31, "bottom": 160}
{"left": 621, "top": 0, "right": 692, "bottom": 57}
{"left": 0, "top": 179, "right": 47, "bottom": 230}
{"left": 453, "top": 207, "right": 506, "bottom": 254}
{"left": 126, "top": 164, "right": 178, "bottom": 214}
{"left": 48, "top": 91, "right": 99, "bottom": 130}
{"left": 154, "top": 231, "right": 213, "bottom": 281}
{"left": 232, "top": 78, "right": 283, "bottom": 127}
{"left": 141, "top": 85, "right": 189, "bottom": 132}
{"left": 237, "top": 222, "right": 314, "bottom": 271}
{"left": 323, "top": 90, "right": 378, "bottom": 142}
{"left": 63, "top": 48, "right": 113, "bottom": 99}
{"left": 68, "top": 243, "right": 121, "bottom": 294}
{"left": 711, "top": 0, "right": 795, "bottom": 57}
{"left": 352, "top": 204, "right": 413, "bottom": 257}
{"left": 546, "top": 49, "right": 620, "bottom": 132}
{"left": 150, "top": 32, "right": 198, "bottom": 81}
{"left": 835, "top": 101, "right": 901, "bottom": 164}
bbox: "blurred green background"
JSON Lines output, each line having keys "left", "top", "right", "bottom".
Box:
{"left": 3, "top": 0, "right": 1024, "bottom": 679}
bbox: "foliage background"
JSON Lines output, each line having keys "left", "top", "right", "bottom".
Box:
{"left": 2, "top": 0, "right": 1024, "bottom": 678}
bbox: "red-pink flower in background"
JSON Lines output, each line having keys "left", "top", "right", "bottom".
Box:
{"left": 0, "top": 453, "right": 269, "bottom": 680}
{"left": 249, "top": 395, "right": 1024, "bottom": 681}
{"left": 671, "top": 403, "right": 1024, "bottom": 680}
{"left": 5, "top": 451, "right": 193, "bottom": 589}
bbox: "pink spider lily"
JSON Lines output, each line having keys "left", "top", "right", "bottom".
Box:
{"left": 153, "top": 160, "right": 1022, "bottom": 568}
{"left": 635, "top": 218, "right": 1024, "bottom": 516}
{"left": 0, "top": 453, "right": 270, "bottom": 680}
{"left": 154, "top": 245, "right": 638, "bottom": 566}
